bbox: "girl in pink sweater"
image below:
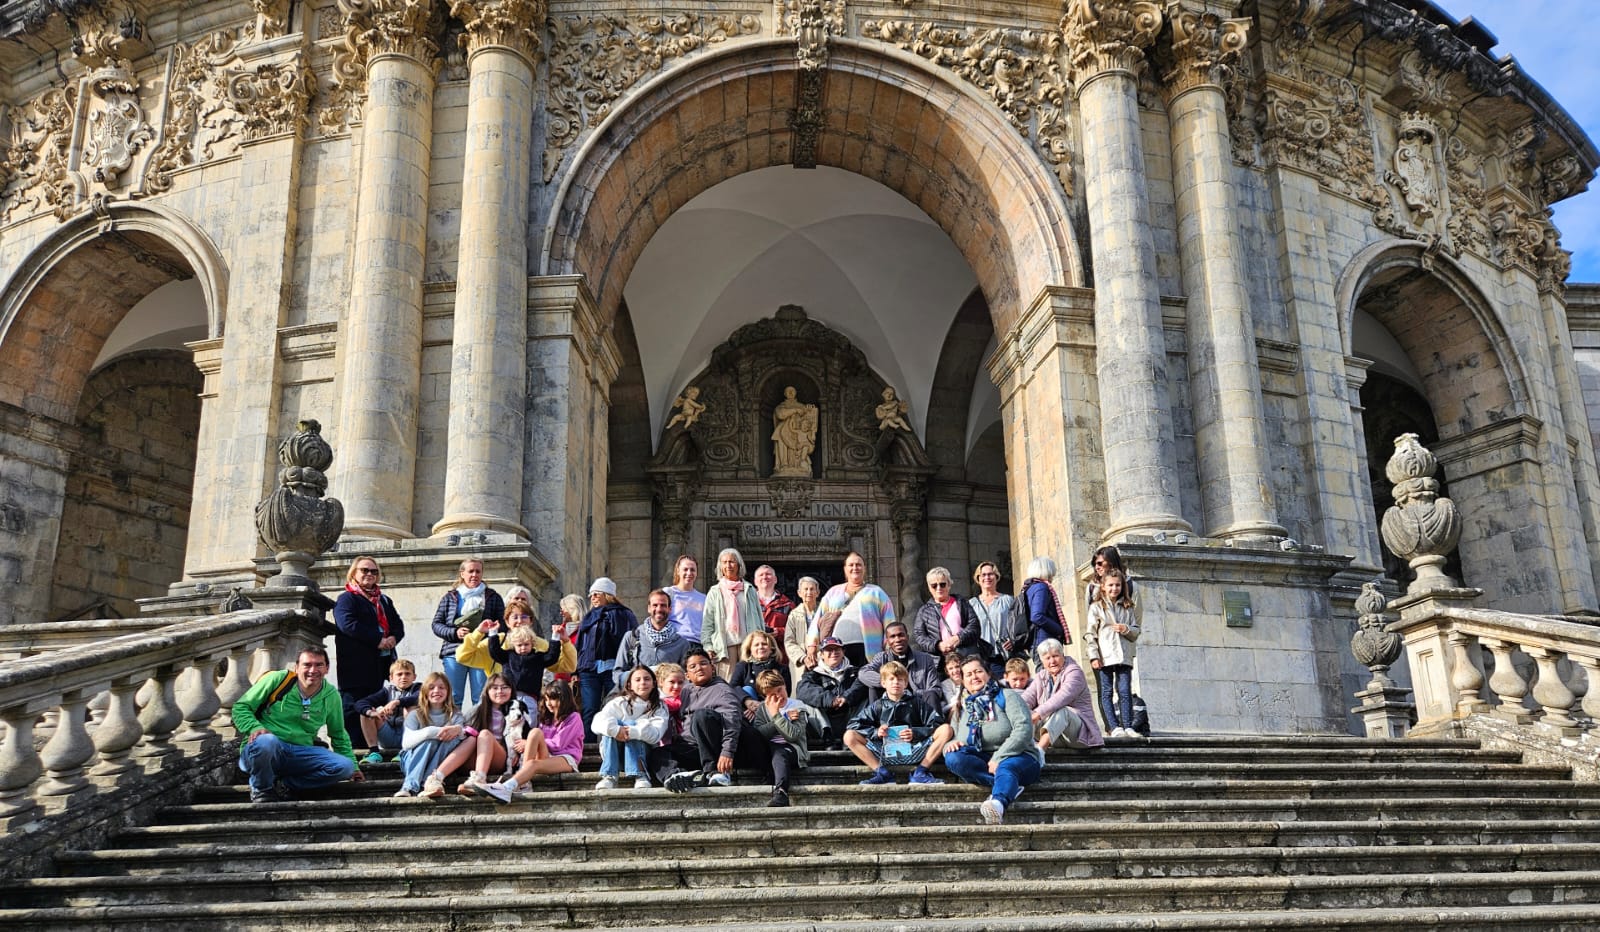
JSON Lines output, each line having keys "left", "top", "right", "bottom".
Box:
{"left": 488, "top": 680, "right": 583, "bottom": 800}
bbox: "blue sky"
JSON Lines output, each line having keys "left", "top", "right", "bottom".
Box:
{"left": 1435, "top": 2, "right": 1600, "bottom": 281}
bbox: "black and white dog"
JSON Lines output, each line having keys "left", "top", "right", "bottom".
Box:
{"left": 502, "top": 698, "right": 533, "bottom": 776}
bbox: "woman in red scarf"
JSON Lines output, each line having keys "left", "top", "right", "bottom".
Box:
{"left": 333, "top": 556, "right": 406, "bottom": 748}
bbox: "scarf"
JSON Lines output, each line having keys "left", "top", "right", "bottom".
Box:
{"left": 719, "top": 578, "right": 745, "bottom": 640}
{"left": 1026, "top": 578, "right": 1072, "bottom": 646}
{"left": 346, "top": 581, "right": 391, "bottom": 639}
{"left": 645, "top": 621, "right": 678, "bottom": 647}
{"left": 962, "top": 681, "right": 1003, "bottom": 750}
{"left": 456, "top": 582, "right": 486, "bottom": 619}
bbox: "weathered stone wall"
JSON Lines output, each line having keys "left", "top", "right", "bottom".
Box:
{"left": 49, "top": 352, "right": 202, "bottom": 619}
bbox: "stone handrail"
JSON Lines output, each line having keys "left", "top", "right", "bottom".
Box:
{"left": 0, "top": 617, "right": 176, "bottom": 661}
{"left": 0, "top": 608, "right": 332, "bottom": 830}
{"left": 1389, "top": 593, "right": 1600, "bottom": 737}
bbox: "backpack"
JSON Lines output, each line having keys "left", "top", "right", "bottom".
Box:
{"left": 1130, "top": 693, "right": 1150, "bottom": 734}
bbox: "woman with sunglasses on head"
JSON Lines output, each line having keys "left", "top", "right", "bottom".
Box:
{"left": 1085, "top": 545, "right": 1135, "bottom": 612}
{"left": 912, "top": 566, "right": 979, "bottom": 661}
{"left": 334, "top": 556, "right": 406, "bottom": 747}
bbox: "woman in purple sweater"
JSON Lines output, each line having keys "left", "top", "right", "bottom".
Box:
{"left": 1020, "top": 638, "right": 1104, "bottom": 750}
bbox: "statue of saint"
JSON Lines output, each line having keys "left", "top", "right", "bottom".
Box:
{"left": 665, "top": 386, "right": 705, "bottom": 430}
{"left": 876, "top": 386, "right": 911, "bottom": 432}
{"left": 771, "top": 386, "right": 818, "bottom": 477}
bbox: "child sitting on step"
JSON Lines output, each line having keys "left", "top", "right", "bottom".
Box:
{"left": 355, "top": 658, "right": 419, "bottom": 765}
{"left": 397, "top": 672, "right": 467, "bottom": 798}
{"left": 487, "top": 679, "right": 584, "bottom": 801}
{"left": 730, "top": 630, "right": 790, "bottom": 707}
{"left": 594, "top": 665, "right": 669, "bottom": 789}
{"left": 844, "top": 660, "right": 945, "bottom": 786}
{"left": 456, "top": 674, "right": 530, "bottom": 797}
{"left": 1004, "top": 657, "right": 1032, "bottom": 693}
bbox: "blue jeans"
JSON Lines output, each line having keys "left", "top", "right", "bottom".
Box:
{"left": 579, "top": 671, "right": 609, "bottom": 741}
{"left": 598, "top": 735, "right": 648, "bottom": 778}
{"left": 238, "top": 734, "right": 354, "bottom": 794}
{"left": 443, "top": 655, "right": 486, "bottom": 707}
{"left": 942, "top": 745, "right": 1042, "bottom": 808}
{"left": 374, "top": 718, "right": 404, "bottom": 749}
{"left": 397, "top": 734, "right": 467, "bottom": 792}
{"left": 1097, "top": 663, "right": 1133, "bottom": 730}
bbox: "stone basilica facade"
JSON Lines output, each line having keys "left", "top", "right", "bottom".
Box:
{"left": 1, "top": 0, "right": 1597, "bottom": 734}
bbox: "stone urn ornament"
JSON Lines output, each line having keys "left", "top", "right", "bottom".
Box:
{"left": 1379, "top": 433, "right": 1461, "bottom": 595}
{"left": 255, "top": 419, "right": 345, "bottom": 589}
{"left": 1349, "top": 582, "right": 1402, "bottom": 690}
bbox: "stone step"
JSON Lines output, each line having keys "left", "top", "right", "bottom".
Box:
{"left": 13, "top": 841, "right": 1600, "bottom": 908}
{"left": 101, "top": 790, "right": 1600, "bottom": 849}
{"left": 52, "top": 817, "right": 1600, "bottom": 877}
{"left": 5, "top": 871, "right": 1600, "bottom": 929}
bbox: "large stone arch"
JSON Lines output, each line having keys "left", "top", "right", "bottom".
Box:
{"left": 0, "top": 204, "right": 226, "bottom": 422}
{"left": 1338, "top": 241, "right": 1529, "bottom": 439}
{"left": 541, "top": 38, "right": 1081, "bottom": 335}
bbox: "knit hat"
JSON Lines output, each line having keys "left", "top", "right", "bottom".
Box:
{"left": 589, "top": 577, "right": 618, "bottom": 597}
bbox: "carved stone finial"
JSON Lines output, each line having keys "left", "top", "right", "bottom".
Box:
{"left": 1350, "top": 581, "right": 1402, "bottom": 689}
{"left": 1159, "top": 1, "right": 1250, "bottom": 97}
{"left": 1380, "top": 433, "right": 1462, "bottom": 594}
{"left": 451, "top": 0, "right": 545, "bottom": 60}
{"left": 1061, "top": 0, "right": 1165, "bottom": 83}
{"left": 255, "top": 420, "right": 346, "bottom": 589}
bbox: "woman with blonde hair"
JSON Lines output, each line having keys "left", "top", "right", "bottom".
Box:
{"left": 333, "top": 555, "right": 405, "bottom": 746}
{"left": 430, "top": 558, "right": 505, "bottom": 706}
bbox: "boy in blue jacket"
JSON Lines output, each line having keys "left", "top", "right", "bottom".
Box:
{"left": 843, "top": 660, "right": 946, "bottom": 786}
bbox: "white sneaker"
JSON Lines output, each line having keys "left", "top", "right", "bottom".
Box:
{"left": 483, "top": 780, "right": 515, "bottom": 803}
{"left": 1110, "top": 727, "right": 1127, "bottom": 738}
{"left": 980, "top": 797, "right": 1005, "bottom": 825}
{"left": 595, "top": 775, "right": 617, "bottom": 790}
{"left": 421, "top": 773, "right": 446, "bottom": 798}
{"left": 633, "top": 777, "right": 653, "bottom": 790}
{"left": 1125, "top": 728, "right": 1145, "bottom": 738}
{"left": 459, "top": 770, "right": 487, "bottom": 796}
{"left": 707, "top": 772, "right": 733, "bottom": 787}
{"left": 393, "top": 788, "right": 415, "bottom": 798}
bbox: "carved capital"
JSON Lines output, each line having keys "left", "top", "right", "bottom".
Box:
{"left": 1061, "top": 0, "right": 1164, "bottom": 83}
{"left": 451, "top": 0, "right": 545, "bottom": 60}
{"left": 1159, "top": 1, "right": 1250, "bottom": 97}
{"left": 227, "top": 57, "right": 315, "bottom": 142}
{"left": 339, "top": 0, "right": 443, "bottom": 67}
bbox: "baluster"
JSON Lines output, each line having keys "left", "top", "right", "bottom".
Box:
{"left": 1574, "top": 657, "right": 1600, "bottom": 740}
{"left": 1527, "top": 647, "right": 1579, "bottom": 731}
{"left": 37, "top": 692, "right": 97, "bottom": 802}
{"left": 0, "top": 706, "right": 44, "bottom": 821}
{"left": 1482, "top": 638, "right": 1534, "bottom": 723}
{"left": 1447, "top": 632, "right": 1489, "bottom": 715}
{"left": 90, "top": 679, "right": 145, "bottom": 779}
{"left": 133, "top": 666, "right": 183, "bottom": 764}
{"left": 176, "top": 658, "right": 222, "bottom": 746}
{"left": 214, "top": 644, "right": 254, "bottom": 731}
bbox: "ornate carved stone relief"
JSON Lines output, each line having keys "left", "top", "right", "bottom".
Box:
{"left": 144, "top": 30, "right": 313, "bottom": 195}
{"left": 252, "top": 0, "right": 293, "bottom": 41}
{"left": 860, "top": 19, "right": 1075, "bottom": 195}
{"left": 1375, "top": 109, "right": 1446, "bottom": 245}
{"left": 1443, "top": 134, "right": 1489, "bottom": 256}
{"left": 543, "top": 10, "right": 761, "bottom": 182}
{"left": 451, "top": 0, "right": 546, "bottom": 59}
{"left": 1223, "top": 45, "right": 1258, "bottom": 165}
{"left": 1158, "top": 2, "right": 1249, "bottom": 98}
{"left": 317, "top": 0, "right": 444, "bottom": 136}
{"left": 0, "top": 88, "right": 78, "bottom": 223}
{"left": 776, "top": 1, "right": 843, "bottom": 168}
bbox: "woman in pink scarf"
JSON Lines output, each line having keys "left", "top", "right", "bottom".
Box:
{"left": 700, "top": 547, "right": 762, "bottom": 679}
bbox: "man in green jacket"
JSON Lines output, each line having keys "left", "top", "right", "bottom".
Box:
{"left": 231, "top": 645, "right": 363, "bottom": 803}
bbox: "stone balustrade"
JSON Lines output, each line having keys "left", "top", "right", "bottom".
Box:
{"left": 1389, "top": 592, "right": 1600, "bottom": 739}
{"left": 0, "top": 618, "right": 175, "bottom": 662}
{"left": 0, "top": 608, "right": 331, "bottom": 832}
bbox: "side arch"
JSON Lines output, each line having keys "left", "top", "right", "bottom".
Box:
{"left": 0, "top": 203, "right": 227, "bottom": 421}
{"left": 541, "top": 37, "right": 1082, "bottom": 336}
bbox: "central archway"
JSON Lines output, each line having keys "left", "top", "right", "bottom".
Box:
{"left": 543, "top": 38, "right": 1082, "bottom": 335}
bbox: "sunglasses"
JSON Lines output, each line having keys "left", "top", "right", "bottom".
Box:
{"left": 929, "top": 582, "right": 949, "bottom": 589}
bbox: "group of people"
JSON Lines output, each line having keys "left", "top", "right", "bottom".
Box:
{"left": 231, "top": 547, "right": 1146, "bottom": 824}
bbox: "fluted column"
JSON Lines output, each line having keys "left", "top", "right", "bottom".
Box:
{"left": 1159, "top": 1, "right": 1284, "bottom": 540}
{"left": 1063, "top": 0, "right": 1192, "bottom": 539}
{"left": 335, "top": 0, "right": 440, "bottom": 539}
{"left": 433, "top": 0, "right": 545, "bottom": 538}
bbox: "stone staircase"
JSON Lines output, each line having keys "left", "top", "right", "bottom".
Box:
{"left": 4, "top": 734, "right": 1600, "bottom": 930}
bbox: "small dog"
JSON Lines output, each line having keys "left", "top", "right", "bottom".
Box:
{"left": 502, "top": 698, "right": 532, "bottom": 775}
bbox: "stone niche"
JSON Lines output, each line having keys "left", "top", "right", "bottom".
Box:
{"left": 647, "top": 306, "right": 934, "bottom": 600}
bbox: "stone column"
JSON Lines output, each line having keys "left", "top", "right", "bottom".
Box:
{"left": 1159, "top": 1, "right": 1284, "bottom": 540}
{"left": 432, "top": 0, "right": 544, "bottom": 539}
{"left": 334, "top": 0, "right": 440, "bottom": 540}
{"left": 525, "top": 277, "right": 621, "bottom": 588}
{"left": 1062, "top": 0, "right": 1191, "bottom": 539}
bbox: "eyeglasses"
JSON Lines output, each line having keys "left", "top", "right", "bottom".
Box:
{"left": 979, "top": 573, "right": 998, "bottom": 578}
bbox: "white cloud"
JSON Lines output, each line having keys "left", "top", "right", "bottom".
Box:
{"left": 1435, "top": 2, "right": 1600, "bottom": 280}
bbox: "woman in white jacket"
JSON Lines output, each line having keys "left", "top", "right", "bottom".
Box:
{"left": 593, "top": 666, "right": 670, "bottom": 789}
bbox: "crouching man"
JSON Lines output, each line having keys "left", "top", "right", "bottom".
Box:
{"left": 232, "top": 646, "right": 363, "bottom": 803}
